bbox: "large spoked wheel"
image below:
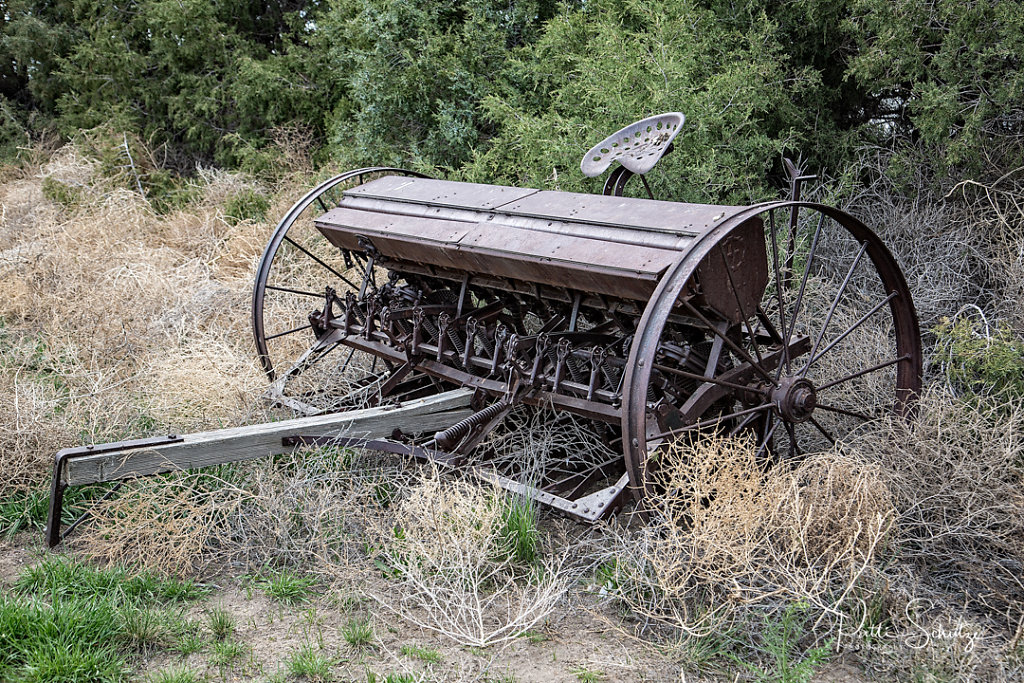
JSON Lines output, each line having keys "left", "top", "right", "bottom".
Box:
{"left": 622, "top": 201, "right": 922, "bottom": 506}
{"left": 252, "top": 167, "right": 430, "bottom": 414}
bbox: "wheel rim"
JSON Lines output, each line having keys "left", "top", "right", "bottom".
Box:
{"left": 252, "top": 167, "right": 430, "bottom": 414}
{"left": 621, "top": 201, "right": 922, "bottom": 508}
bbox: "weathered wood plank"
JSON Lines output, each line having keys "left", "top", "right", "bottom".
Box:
{"left": 66, "top": 389, "right": 474, "bottom": 486}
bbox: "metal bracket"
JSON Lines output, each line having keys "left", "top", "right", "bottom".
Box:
{"left": 46, "top": 434, "right": 184, "bottom": 548}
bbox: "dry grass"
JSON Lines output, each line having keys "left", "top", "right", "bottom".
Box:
{"left": 846, "top": 389, "right": 1024, "bottom": 633}
{"left": 942, "top": 170, "right": 1024, "bottom": 333}
{"left": 602, "top": 435, "right": 894, "bottom": 644}
{"left": 0, "top": 138, "right": 279, "bottom": 492}
{"left": 77, "top": 445, "right": 408, "bottom": 577}
{"left": 362, "top": 469, "right": 578, "bottom": 647}
{"left": 77, "top": 471, "right": 254, "bottom": 576}
{"left": 594, "top": 389, "right": 1024, "bottom": 678}
{"left": 842, "top": 153, "right": 1024, "bottom": 334}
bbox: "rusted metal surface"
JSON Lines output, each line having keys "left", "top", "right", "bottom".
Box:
{"left": 250, "top": 152, "right": 921, "bottom": 521}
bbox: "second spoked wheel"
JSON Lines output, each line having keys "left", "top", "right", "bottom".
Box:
{"left": 622, "top": 201, "right": 922, "bottom": 506}
{"left": 251, "top": 167, "right": 429, "bottom": 414}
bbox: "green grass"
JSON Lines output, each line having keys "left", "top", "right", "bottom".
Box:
{"left": 205, "top": 606, "right": 235, "bottom": 641}
{"left": 0, "top": 596, "right": 128, "bottom": 682}
{"left": 730, "top": 602, "right": 833, "bottom": 683}
{"left": 399, "top": 644, "right": 442, "bottom": 664}
{"left": 121, "top": 607, "right": 168, "bottom": 651}
{"left": 935, "top": 316, "right": 1024, "bottom": 403}
{"left": 679, "top": 628, "right": 736, "bottom": 670}
{"left": 0, "top": 490, "right": 49, "bottom": 538}
{"left": 483, "top": 673, "right": 517, "bottom": 683}
{"left": 366, "top": 673, "right": 415, "bottom": 683}
{"left": 208, "top": 639, "right": 247, "bottom": 668}
{"left": 495, "top": 495, "right": 539, "bottom": 565}
{"left": 593, "top": 560, "right": 621, "bottom": 592}
{"left": 287, "top": 643, "right": 335, "bottom": 681}
{"left": 147, "top": 666, "right": 206, "bottom": 683}
{"left": 16, "top": 556, "right": 208, "bottom": 605}
{"left": 250, "top": 568, "right": 318, "bottom": 605}
{"left": 156, "top": 577, "right": 209, "bottom": 602}
{"left": 41, "top": 176, "right": 84, "bottom": 206}
{"left": 0, "top": 558, "right": 209, "bottom": 682}
{"left": 223, "top": 188, "right": 270, "bottom": 225}
{"left": 571, "top": 666, "right": 605, "bottom": 682}
{"left": 342, "top": 617, "right": 375, "bottom": 648}
{"left": 0, "top": 485, "right": 145, "bottom": 540}
{"left": 172, "top": 629, "right": 207, "bottom": 657}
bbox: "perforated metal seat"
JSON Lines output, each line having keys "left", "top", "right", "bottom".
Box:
{"left": 580, "top": 112, "right": 684, "bottom": 178}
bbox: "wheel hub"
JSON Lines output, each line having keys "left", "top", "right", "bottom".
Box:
{"left": 772, "top": 376, "right": 817, "bottom": 423}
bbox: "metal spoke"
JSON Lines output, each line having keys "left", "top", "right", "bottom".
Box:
{"left": 757, "top": 306, "right": 789, "bottom": 383}
{"left": 305, "top": 340, "right": 344, "bottom": 370}
{"left": 809, "top": 416, "right": 837, "bottom": 444}
{"left": 639, "top": 175, "right": 656, "bottom": 200}
{"left": 283, "top": 235, "right": 360, "bottom": 291}
{"left": 814, "top": 355, "right": 910, "bottom": 392}
{"left": 339, "top": 347, "right": 356, "bottom": 374}
{"left": 814, "top": 403, "right": 873, "bottom": 422}
{"left": 768, "top": 209, "right": 791, "bottom": 372}
{"left": 755, "top": 416, "right": 781, "bottom": 459}
{"left": 682, "top": 301, "right": 779, "bottom": 387}
{"left": 784, "top": 420, "right": 799, "bottom": 458}
{"left": 804, "top": 241, "right": 869, "bottom": 374}
{"left": 757, "top": 306, "right": 785, "bottom": 344}
{"left": 719, "top": 247, "right": 765, "bottom": 365}
{"left": 784, "top": 212, "right": 826, "bottom": 347}
{"left": 265, "top": 284, "right": 323, "bottom": 298}
{"left": 280, "top": 337, "right": 344, "bottom": 380}
{"left": 801, "top": 291, "right": 897, "bottom": 374}
{"left": 728, "top": 410, "right": 764, "bottom": 436}
{"left": 653, "top": 363, "right": 768, "bottom": 395}
{"left": 265, "top": 323, "right": 312, "bottom": 341}
{"left": 650, "top": 403, "right": 772, "bottom": 441}
{"left": 326, "top": 187, "right": 344, "bottom": 205}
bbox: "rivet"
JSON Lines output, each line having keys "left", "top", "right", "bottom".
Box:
{"left": 631, "top": 438, "right": 639, "bottom": 447}
{"left": 638, "top": 359, "right": 645, "bottom": 367}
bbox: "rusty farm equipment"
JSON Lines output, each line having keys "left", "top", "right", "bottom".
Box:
{"left": 45, "top": 113, "right": 922, "bottom": 546}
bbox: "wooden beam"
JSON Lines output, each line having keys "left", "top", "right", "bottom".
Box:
{"left": 65, "top": 389, "right": 474, "bottom": 486}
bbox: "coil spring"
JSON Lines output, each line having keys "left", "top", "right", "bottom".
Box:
{"left": 478, "top": 330, "right": 495, "bottom": 356}
{"left": 566, "top": 353, "right": 587, "bottom": 384}
{"left": 438, "top": 288, "right": 460, "bottom": 304}
{"left": 601, "top": 363, "right": 622, "bottom": 393}
{"left": 447, "top": 327, "right": 465, "bottom": 356}
{"left": 421, "top": 315, "right": 439, "bottom": 341}
{"left": 433, "top": 400, "right": 509, "bottom": 450}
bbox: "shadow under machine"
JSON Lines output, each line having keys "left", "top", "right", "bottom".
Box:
{"left": 46, "top": 113, "right": 922, "bottom": 545}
